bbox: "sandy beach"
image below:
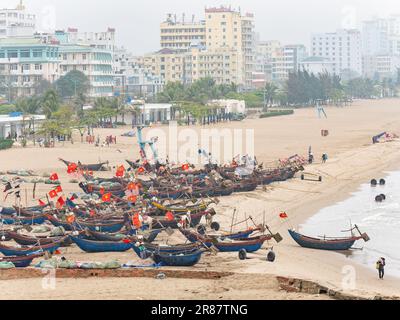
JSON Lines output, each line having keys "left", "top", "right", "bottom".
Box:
{"left": 1, "top": 98, "right": 400, "bottom": 300}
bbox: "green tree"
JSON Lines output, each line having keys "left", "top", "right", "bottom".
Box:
{"left": 55, "top": 70, "right": 89, "bottom": 99}
{"left": 41, "top": 89, "right": 60, "bottom": 118}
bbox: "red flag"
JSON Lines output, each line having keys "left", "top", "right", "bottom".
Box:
{"left": 122, "top": 239, "right": 131, "bottom": 244}
{"left": 137, "top": 167, "right": 145, "bottom": 174}
{"left": 181, "top": 164, "right": 190, "bottom": 171}
{"left": 66, "top": 214, "right": 75, "bottom": 224}
{"left": 38, "top": 199, "right": 46, "bottom": 207}
{"left": 132, "top": 213, "right": 142, "bottom": 228}
{"left": 127, "top": 182, "right": 137, "bottom": 191}
{"left": 127, "top": 195, "right": 137, "bottom": 203}
{"left": 54, "top": 185, "right": 63, "bottom": 194}
{"left": 102, "top": 193, "right": 112, "bottom": 202}
{"left": 67, "top": 163, "right": 78, "bottom": 174}
{"left": 56, "top": 196, "right": 65, "bottom": 209}
{"left": 48, "top": 189, "right": 58, "bottom": 199}
{"left": 49, "top": 173, "right": 59, "bottom": 181}
{"left": 165, "top": 211, "right": 174, "bottom": 222}
{"left": 279, "top": 212, "right": 288, "bottom": 219}
{"left": 116, "top": 165, "right": 125, "bottom": 177}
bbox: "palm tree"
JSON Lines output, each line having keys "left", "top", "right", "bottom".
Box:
{"left": 41, "top": 89, "right": 60, "bottom": 119}
{"left": 263, "top": 82, "right": 278, "bottom": 111}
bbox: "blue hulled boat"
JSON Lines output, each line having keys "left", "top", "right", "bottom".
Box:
{"left": 288, "top": 229, "right": 369, "bottom": 251}
{"left": 69, "top": 235, "right": 132, "bottom": 253}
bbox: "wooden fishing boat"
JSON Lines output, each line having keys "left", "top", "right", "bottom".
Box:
{"left": 0, "top": 238, "right": 66, "bottom": 256}
{"left": 79, "top": 182, "right": 125, "bottom": 197}
{"left": 76, "top": 219, "right": 126, "bottom": 233}
{"left": 131, "top": 242, "right": 201, "bottom": 259}
{"left": 0, "top": 253, "right": 44, "bottom": 268}
{"left": 7, "top": 231, "right": 72, "bottom": 247}
{"left": 180, "top": 229, "right": 272, "bottom": 253}
{"left": 1, "top": 214, "right": 47, "bottom": 225}
{"left": 85, "top": 229, "right": 161, "bottom": 243}
{"left": 151, "top": 209, "right": 214, "bottom": 230}
{"left": 288, "top": 227, "right": 370, "bottom": 251}
{"left": 150, "top": 199, "right": 216, "bottom": 214}
{"left": 1, "top": 205, "right": 47, "bottom": 216}
{"left": 59, "top": 158, "right": 108, "bottom": 171}
{"left": 69, "top": 235, "right": 132, "bottom": 253}
{"left": 46, "top": 215, "right": 126, "bottom": 233}
{"left": 152, "top": 250, "right": 204, "bottom": 267}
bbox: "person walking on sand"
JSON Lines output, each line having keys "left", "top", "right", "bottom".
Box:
{"left": 376, "top": 257, "right": 386, "bottom": 279}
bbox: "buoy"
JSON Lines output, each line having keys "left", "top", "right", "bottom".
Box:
{"left": 371, "top": 179, "right": 377, "bottom": 186}
{"left": 210, "top": 222, "right": 220, "bottom": 231}
{"left": 197, "top": 224, "right": 206, "bottom": 235}
{"left": 239, "top": 249, "right": 247, "bottom": 260}
{"left": 267, "top": 250, "right": 276, "bottom": 262}
{"left": 375, "top": 195, "right": 383, "bottom": 202}
{"left": 379, "top": 179, "right": 386, "bottom": 185}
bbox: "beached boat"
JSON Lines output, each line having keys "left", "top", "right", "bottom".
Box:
{"left": 0, "top": 238, "right": 65, "bottom": 256}
{"left": 85, "top": 229, "right": 161, "bottom": 243}
{"left": 0, "top": 253, "right": 44, "bottom": 268}
{"left": 288, "top": 227, "right": 370, "bottom": 251}
{"left": 69, "top": 235, "right": 132, "bottom": 253}
{"left": 7, "top": 231, "right": 71, "bottom": 247}
{"left": 152, "top": 250, "right": 204, "bottom": 267}
{"left": 59, "top": 158, "right": 108, "bottom": 171}
{"left": 0, "top": 214, "right": 47, "bottom": 225}
{"left": 180, "top": 229, "right": 272, "bottom": 253}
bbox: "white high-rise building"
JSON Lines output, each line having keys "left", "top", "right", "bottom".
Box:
{"left": 311, "top": 29, "right": 362, "bottom": 78}
{"left": 0, "top": 1, "right": 36, "bottom": 38}
{"left": 362, "top": 19, "right": 390, "bottom": 55}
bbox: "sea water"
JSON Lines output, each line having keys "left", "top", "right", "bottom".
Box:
{"left": 299, "top": 170, "right": 400, "bottom": 278}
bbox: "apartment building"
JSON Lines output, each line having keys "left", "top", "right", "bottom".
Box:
{"left": 0, "top": 37, "right": 60, "bottom": 99}
{"left": 363, "top": 54, "right": 400, "bottom": 79}
{"left": 311, "top": 29, "right": 362, "bottom": 77}
{"left": 160, "top": 14, "right": 206, "bottom": 51}
{"left": 159, "top": 6, "right": 256, "bottom": 88}
{"left": 0, "top": 1, "right": 36, "bottom": 38}
{"left": 58, "top": 44, "right": 114, "bottom": 97}
{"left": 185, "top": 45, "right": 243, "bottom": 85}
{"left": 143, "top": 48, "right": 185, "bottom": 83}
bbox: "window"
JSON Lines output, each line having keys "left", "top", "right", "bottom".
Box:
{"left": 10, "top": 64, "right": 18, "bottom": 71}
{"left": 34, "top": 64, "right": 42, "bottom": 70}
{"left": 7, "top": 50, "right": 18, "bottom": 58}
{"left": 82, "top": 54, "right": 87, "bottom": 60}
{"left": 21, "top": 50, "right": 30, "bottom": 58}
{"left": 33, "top": 50, "right": 42, "bottom": 58}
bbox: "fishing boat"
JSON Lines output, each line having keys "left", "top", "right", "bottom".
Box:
{"left": 0, "top": 253, "right": 44, "bottom": 268}
{"left": 152, "top": 250, "right": 204, "bottom": 267}
{"left": 7, "top": 231, "right": 72, "bottom": 247}
{"left": 0, "top": 238, "right": 66, "bottom": 256}
{"left": 0, "top": 214, "right": 47, "bottom": 225}
{"left": 69, "top": 235, "right": 132, "bottom": 253}
{"left": 131, "top": 242, "right": 201, "bottom": 260}
{"left": 180, "top": 229, "right": 273, "bottom": 253}
{"left": 85, "top": 229, "right": 161, "bottom": 243}
{"left": 59, "top": 158, "right": 108, "bottom": 171}
{"left": 76, "top": 219, "right": 126, "bottom": 233}
{"left": 46, "top": 215, "right": 126, "bottom": 233}
{"left": 288, "top": 225, "right": 370, "bottom": 251}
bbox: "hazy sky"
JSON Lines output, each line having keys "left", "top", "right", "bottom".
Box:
{"left": 3, "top": 0, "right": 400, "bottom": 54}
